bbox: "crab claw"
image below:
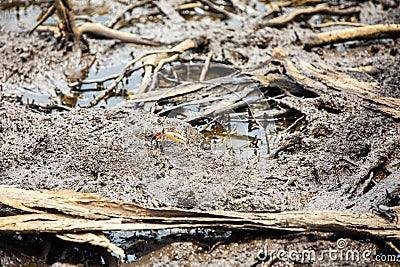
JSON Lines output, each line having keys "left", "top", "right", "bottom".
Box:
{"left": 164, "top": 131, "right": 187, "bottom": 144}
{"left": 151, "top": 132, "right": 162, "bottom": 143}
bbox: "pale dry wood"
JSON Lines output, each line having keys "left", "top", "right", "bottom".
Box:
{"left": 149, "top": 53, "right": 180, "bottom": 90}
{"left": 261, "top": 6, "right": 359, "bottom": 28}
{"left": 284, "top": 59, "right": 400, "bottom": 119}
{"left": 57, "top": 233, "right": 125, "bottom": 258}
{"left": 78, "top": 22, "right": 161, "bottom": 46}
{"left": 284, "top": 60, "right": 327, "bottom": 92}
{"left": 39, "top": 25, "right": 155, "bottom": 46}
{"left": 305, "top": 24, "right": 400, "bottom": 49}
{"left": 299, "top": 60, "right": 378, "bottom": 92}
{"left": 129, "top": 82, "right": 211, "bottom": 103}
{"left": 177, "top": 3, "right": 203, "bottom": 10}
{"left": 30, "top": 1, "right": 161, "bottom": 46}
{"left": 0, "top": 186, "right": 399, "bottom": 241}
{"left": 53, "top": 0, "right": 80, "bottom": 42}
{"left": 29, "top": 4, "right": 56, "bottom": 35}
{"left": 310, "top": 21, "right": 367, "bottom": 29}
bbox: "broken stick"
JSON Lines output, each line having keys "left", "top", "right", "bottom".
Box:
{"left": 78, "top": 22, "right": 161, "bottom": 46}
{"left": 260, "top": 6, "right": 360, "bottom": 28}
{"left": 304, "top": 24, "right": 400, "bottom": 49}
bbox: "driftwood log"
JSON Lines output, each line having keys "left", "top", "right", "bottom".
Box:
{"left": 0, "top": 186, "right": 398, "bottom": 239}
{"left": 305, "top": 24, "right": 400, "bottom": 49}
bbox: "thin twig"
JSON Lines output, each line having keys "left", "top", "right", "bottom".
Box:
{"left": 386, "top": 241, "right": 400, "bottom": 255}
{"left": 200, "top": 52, "right": 213, "bottom": 82}
{"left": 304, "top": 24, "right": 400, "bottom": 49}
{"left": 138, "top": 39, "right": 198, "bottom": 94}
{"left": 69, "top": 64, "right": 148, "bottom": 88}
{"left": 29, "top": 4, "right": 55, "bottom": 35}
{"left": 149, "top": 54, "right": 180, "bottom": 90}
{"left": 78, "top": 22, "right": 162, "bottom": 46}
{"left": 177, "top": 3, "right": 203, "bottom": 10}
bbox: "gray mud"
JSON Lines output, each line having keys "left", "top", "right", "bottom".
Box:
{"left": 1, "top": 0, "right": 400, "bottom": 266}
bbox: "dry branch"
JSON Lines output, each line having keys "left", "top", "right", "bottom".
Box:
{"left": 30, "top": 0, "right": 161, "bottom": 47}
{"left": 199, "top": 0, "right": 238, "bottom": 19}
{"left": 200, "top": 51, "right": 213, "bottom": 82}
{"left": 138, "top": 39, "right": 198, "bottom": 94}
{"left": 78, "top": 22, "right": 161, "bottom": 46}
{"left": 260, "top": 6, "right": 359, "bottom": 28}
{"left": 0, "top": 186, "right": 399, "bottom": 242}
{"left": 108, "top": 0, "right": 154, "bottom": 28}
{"left": 304, "top": 24, "right": 400, "bottom": 49}
{"left": 29, "top": 4, "right": 56, "bottom": 35}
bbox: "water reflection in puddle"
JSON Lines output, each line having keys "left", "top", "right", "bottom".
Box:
{"left": 150, "top": 62, "right": 302, "bottom": 158}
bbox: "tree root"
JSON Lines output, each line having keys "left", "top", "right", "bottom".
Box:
{"left": 304, "top": 24, "right": 400, "bottom": 49}
{"left": 138, "top": 39, "right": 199, "bottom": 94}
{"left": 259, "top": 6, "right": 360, "bottom": 28}
{"left": 310, "top": 21, "right": 367, "bottom": 29}
{"left": 30, "top": 0, "right": 163, "bottom": 48}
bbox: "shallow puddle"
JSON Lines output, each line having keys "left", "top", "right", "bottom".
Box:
{"left": 0, "top": 1, "right": 303, "bottom": 157}
{"left": 150, "top": 62, "right": 302, "bottom": 158}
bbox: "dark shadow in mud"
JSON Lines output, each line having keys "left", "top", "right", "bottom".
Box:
{"left": 1, "top": 229, "right": 399, "bottom": 266}
{"left": 0, "top": 234, "right": 115, "bottom": 266}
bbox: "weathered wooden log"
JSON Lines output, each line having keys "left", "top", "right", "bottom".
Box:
{"left": 0, "top": 186, "right": 398, "bottom": 241}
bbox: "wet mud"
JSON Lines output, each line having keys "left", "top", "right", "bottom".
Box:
{"left": 1, "top": 0, "right": 400, "bottom": 266}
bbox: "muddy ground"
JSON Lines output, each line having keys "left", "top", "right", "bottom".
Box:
{"left": 1, "top": 0, "right": 400, "bottom": 266}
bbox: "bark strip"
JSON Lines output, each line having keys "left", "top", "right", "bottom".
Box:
{"left": 0, "top": 186, "right": 398, "bottom": 241}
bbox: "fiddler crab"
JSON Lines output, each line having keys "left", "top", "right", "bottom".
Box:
{"left": 151, "top": 127, "right": 187, "bottom": 148}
